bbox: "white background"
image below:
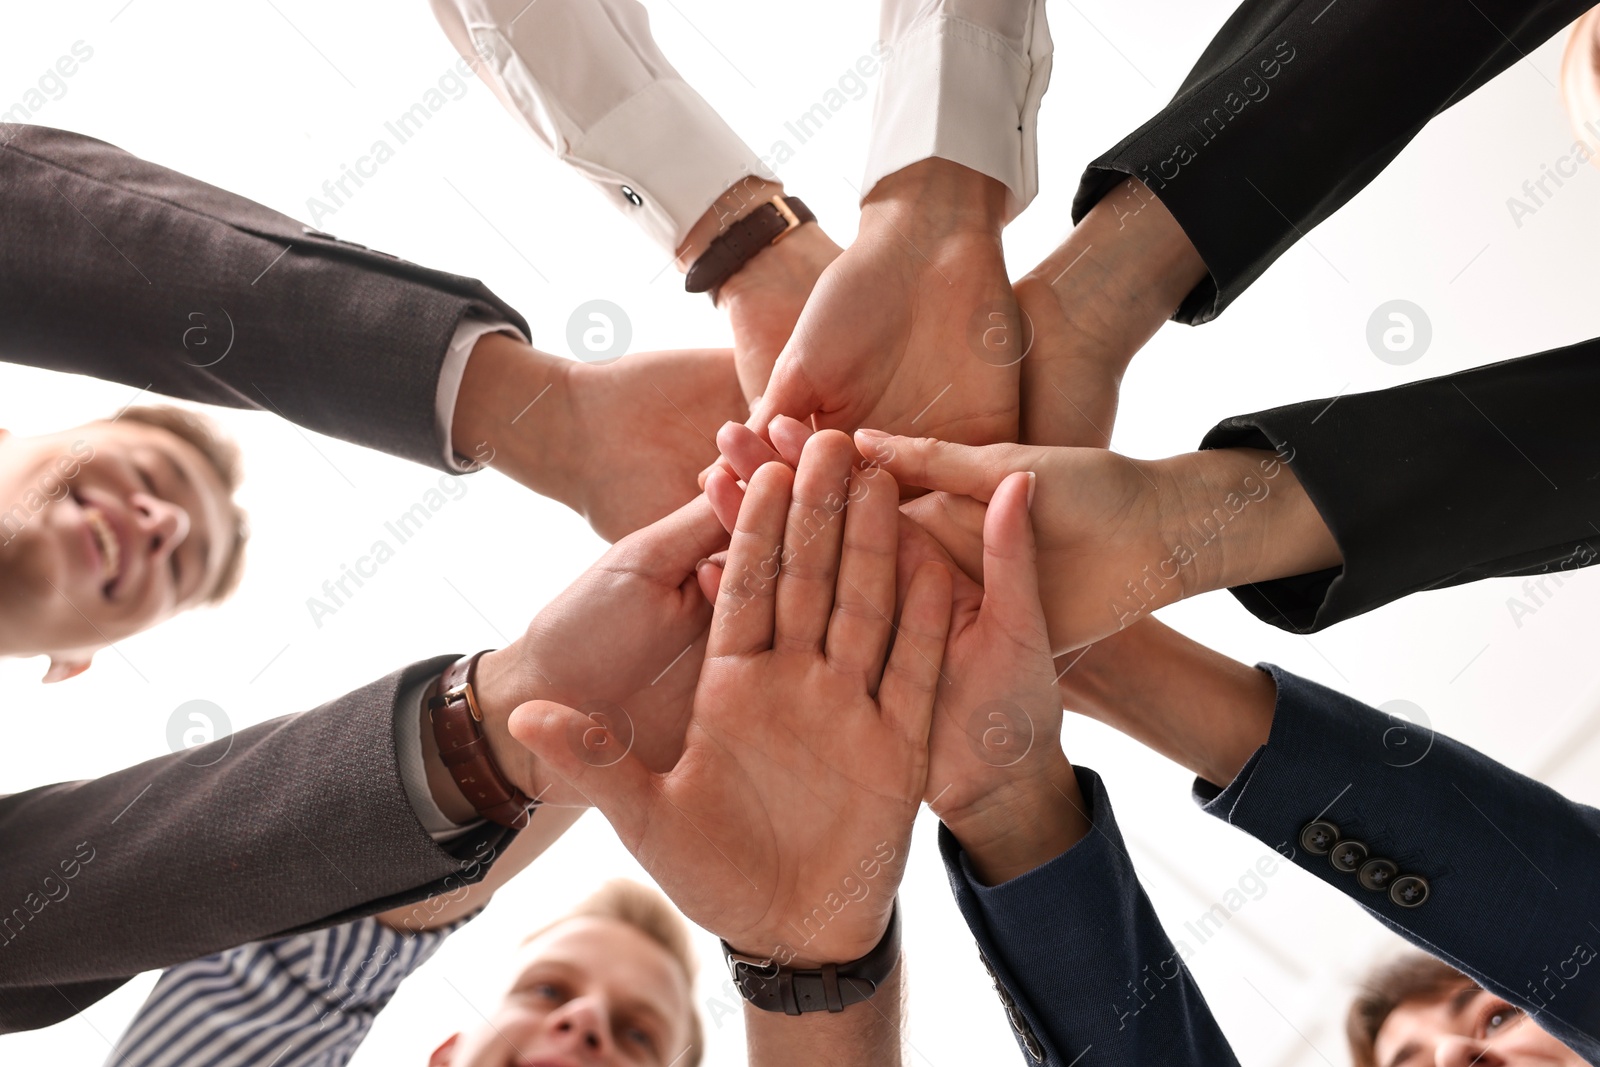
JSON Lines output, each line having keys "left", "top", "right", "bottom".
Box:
{"left": 3, "top": 1, "right": 1600, "bottom": 1064}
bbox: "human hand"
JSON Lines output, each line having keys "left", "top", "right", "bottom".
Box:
{"left": 861, "top": 432, "right": 1340, "bottom": 654}
{"left": 698, "top": 418, "right": 1091, "bottom": 887}
{"left": 746, "top": 159, "right": 1020, "bottom": 447}
{"left": 511, "top": 431, "right": 953, "bottom": 965}
{"left": 1013, "top": 177, "right": 1207, "bottom": 449}
{"left": 719, "top": 222, "right": 843, "bottom": 404}
{"left": 471, "top": 494, "right": 730, "bottom": 807}
{"left": 455, "top": 336, "right": 747, "bottom": 543}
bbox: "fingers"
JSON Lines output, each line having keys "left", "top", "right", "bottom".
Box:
{"left": 824, "top": 464, "right": 901, "bottom": 681}
{"left": 507, "top": 700, "right": 655, "bottom": 843}
{"left": 979, "top": 471, "right": 1049, "bottom": 636}
{"left": 695, "top": 554, "right": 725, "bottom": 604}
{"left": 901, "top": 492, "right": 987, "bottom": 587}
{"left": 774, "top": 430, "right": 856, "bottom": 651}
{"left": 767, "top": 414, "right": 814, "bottom": 466}
{"left": 854, "top": 432, "right": 1032, "bottom": 502}
{"left": 706, "top": 466, "right": 744, "bottom": 535}
{"left": 709, "top": 461, "right": 794, "bottom": 658}
{"left": 716, "top": 420, "right": 782, "bottom": 483}
{"left": 746, "top": 356, "right": 821, "bottom": 437}
{"left": 877, "top": 560, "right": 953, "bottom": 742}
{"left": 626, "top": 493, "right": 732, "bottom": 581}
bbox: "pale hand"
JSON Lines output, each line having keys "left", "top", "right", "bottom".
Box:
{"left": 511, "top": 431, "right": 952, "bottom": 965}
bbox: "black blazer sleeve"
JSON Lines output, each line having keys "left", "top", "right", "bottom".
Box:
{"left": 1074, "top": 0, "right": 1592, "bottom": 323}
{"left": 0, "top": 656, "right": 517, "bottom": 1034}
{"left": 0, "top": 124, "right": 530, "bottom": 470}
{"left": 1200, "top": 337, "right": 1600, "bottom": 632}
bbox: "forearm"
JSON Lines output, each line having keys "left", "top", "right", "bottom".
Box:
{"left": 1059, "top": 620, "right": 1274, "bottom": 789}
{"left": 1021, "top": 178, "right": 1204, "bottom": 384}
{"left": 744, "top": 959, "right": 905, "bottom": 1067}
{"left": 451, "top": 332, "right": 574, "bottom": 503}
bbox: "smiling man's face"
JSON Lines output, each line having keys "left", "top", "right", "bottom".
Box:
{"left": 430, "top": 916, "right": 696, "bottom": 1067}
{"left": 1374, "top": 983, "right": 1584, "bottom": 1067}
{"left": 0, "top": 418, "right": 237, "bottom": 679}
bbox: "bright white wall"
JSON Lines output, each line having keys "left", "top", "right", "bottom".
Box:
{"left": 3, "top": 2, "right": 1599, "bottom": 1065}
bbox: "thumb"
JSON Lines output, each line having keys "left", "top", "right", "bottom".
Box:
{"left": 980, "top": 471, "right": 1050, "bottom": 639}
{"left": 746, "top": 354, "right": 822, "bottom": 437}
{"left": 855, "top": 432, "right": 1028, "bottom": 501}
{"left": 508, "top": 699, "right": 655, "bottom": 841}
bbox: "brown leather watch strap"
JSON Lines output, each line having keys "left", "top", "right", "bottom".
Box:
{"left": 428, "top": 651, "right": 538, "bottom": 828}
{"left": 685, "top": 195, "right": 815, "bottom": 299}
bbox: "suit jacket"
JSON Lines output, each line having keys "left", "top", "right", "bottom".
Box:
{"left": 0, "top": 124, "right": 528, "bottom": 469}
{"left": 0, "top": 126, "right": 531, "bottom": 1032}
{"left": 1074, "top": 0, "right": 1592, "bottom": 324}
{"left": 943, "top": 669, "right": 1600, "bottom": 1064}
{"left": 1202, "top": 338, "right": 1600, "bottom": 632}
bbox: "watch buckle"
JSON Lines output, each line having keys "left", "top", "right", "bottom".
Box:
{"left": 442, "top": 681, "right": 483, "bottom": 722}
{"left": 768, "top": 196, "right": 801, "bottom": 243}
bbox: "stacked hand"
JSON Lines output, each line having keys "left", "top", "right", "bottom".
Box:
{"left": 512, "top": 431, "right": 951, "bottom": 964}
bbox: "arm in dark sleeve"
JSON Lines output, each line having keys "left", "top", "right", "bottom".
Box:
{"left": 1198, "top": 665, "right": 1600, "bottom": 1061}
{"left": 941, "top": 767, "right": 1241, "bottom": 1066}
{"left": 1074, "top": 0, "right": 1592, "bottom": 323}
{"left": 1200, "top": 337, "right": 1600, "bottom": 632}
{"left": 0, "top": 124, "right": 530, "bottom": 471}
{"left": 0, "top": 655, "right": 517, "bottom": 1034}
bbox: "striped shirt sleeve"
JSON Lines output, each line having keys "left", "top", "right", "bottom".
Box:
{"left": 105, "top": 914, "right": 468, "bottom": 1067}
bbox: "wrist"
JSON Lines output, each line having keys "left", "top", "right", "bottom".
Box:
{"left": 861, "top": 158, "right": 1007, "bottom": 239}
{"left": 453, "top": 332, "right": 576, "bottom": 504}
{"left": 1152, "top": 448, "right": 1341, "bottom": 600}
{"left": 676, "top": 176, "right": 787, "bottom": 272}
{"left": 942, "top": 754, "right": 1090, "bottom": 887}
{"left": 468, "top": 644, "right": 545, "bottom": 802}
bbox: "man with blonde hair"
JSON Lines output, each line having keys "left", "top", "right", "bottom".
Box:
{"left": 0, "top": 403, "right": 248, "bottom": 682}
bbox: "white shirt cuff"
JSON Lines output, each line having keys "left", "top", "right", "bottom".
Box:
{"left": 864, "top": 10, "right": 1053, "bottom": 221}
{"left": 437, "top": 316, "right": 526, "bottom": 472}
{"left": 395, "top": 672, "right": 485, "bottom": 843}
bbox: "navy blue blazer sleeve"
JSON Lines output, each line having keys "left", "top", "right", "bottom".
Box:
{"left": 1198, "top": 665, "right": 1600, "bottom": 1060}
{"left": 940, "top": 767, "right": 1241, "bottom": 1066}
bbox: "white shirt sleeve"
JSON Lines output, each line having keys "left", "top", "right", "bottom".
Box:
{"left": 394, "top": 671, "right": 485, "bottom": 842}
{"left": 864, "top": 0, "right": 1053, "bottom": 221}
{"left": 432, "top": 0, "right": 771, "bottom": 256}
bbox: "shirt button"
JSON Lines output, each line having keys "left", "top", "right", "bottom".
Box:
{"left": 1299, "top": 819, "right": 1340, "bottom": 855}
{"left": 1390, "top": 874, "right": 1431, "bottom": 908}
{"left": 1357, "top": 858, "right": 1399, "bottom": 891}
{"left": 1330, "top": 839, "right": 1370, "bottom": 873}
{"left": 620, "top": 184, "right": 643, "bottom": 206}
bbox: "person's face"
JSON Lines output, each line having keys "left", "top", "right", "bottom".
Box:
{"left": 1375, "top": 984, "right": 1585, "bottom": 1067}
{"left": 431, "top": 917, "right": 694, "bottom": 1067}
{"left": 0, "top": 421, "right": 233, "bottom": 680}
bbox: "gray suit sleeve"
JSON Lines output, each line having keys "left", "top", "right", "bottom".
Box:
{"left": 0, "top": 124, "right": 531, "bottom": 470}
{"left": 0, "top": 655, "right": 518, "bottom": 1034}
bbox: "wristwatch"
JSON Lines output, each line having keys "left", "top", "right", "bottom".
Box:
{"left": 428, "top": 651, "right": 538, "bottom": 829}
{"left": 721, "top": 899, "right": 901, "bottom": 1015}
{"left": 685, "top": 194, "right": 815, "bottom": 301}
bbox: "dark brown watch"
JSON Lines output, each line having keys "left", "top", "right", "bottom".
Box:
{"left": 428, "top": 651, "right": 538, "bottom": 829}
{"left": 721, "top": 899, "right": 901, "bottom": 1015}
{"left": 685, "top": 195, "right": 815, "bottom": 301}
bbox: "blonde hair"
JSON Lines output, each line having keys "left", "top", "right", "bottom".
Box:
{"left": 525, "top": 879, "right": 704, "bottom": 1065}
{"left": 112, "top": 405, "right": 248, "bottom": 604}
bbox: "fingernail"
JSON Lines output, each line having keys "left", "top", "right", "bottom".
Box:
{"left": 1025, "top": 471, "right": 1037, "bottom": 510}
{"left": 855, "top": 428, "right": 890, "bottom": 440}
